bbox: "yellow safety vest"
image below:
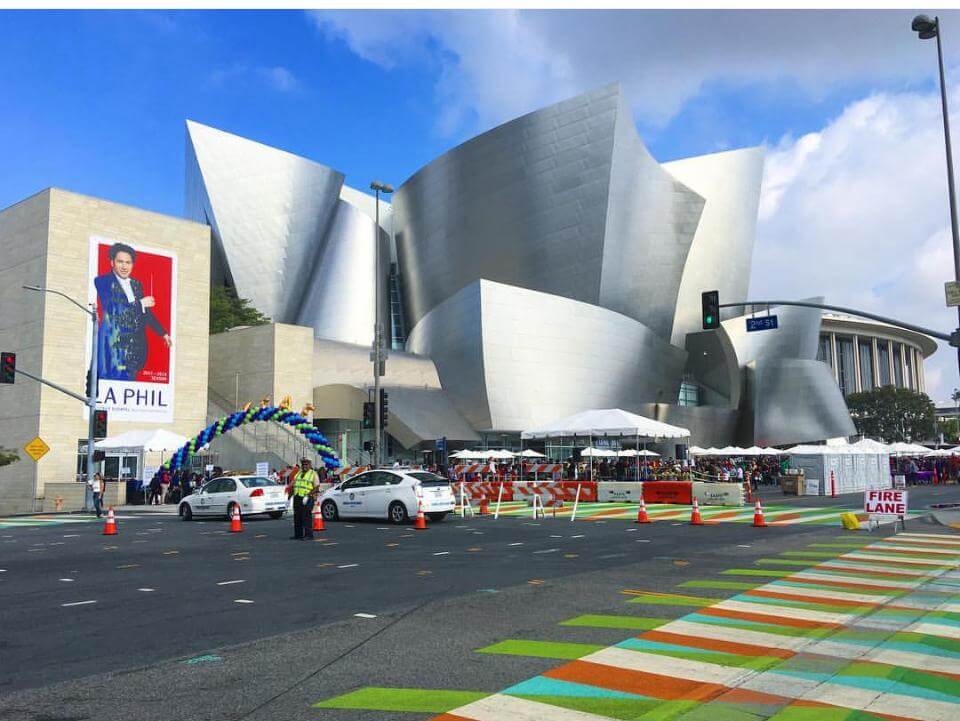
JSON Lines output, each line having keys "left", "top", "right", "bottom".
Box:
{"left": 292, "top": 469, "right": 318, "bottom": 497}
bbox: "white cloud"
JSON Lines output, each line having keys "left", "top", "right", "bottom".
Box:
{"left": 751, "top": 86, "right": 960, "bottom": 403}
{"left": 308, "top": 9, "right": 957, "bottom": 137}
{"left": 210, "top": 64, "right": 300, "bottom": 93}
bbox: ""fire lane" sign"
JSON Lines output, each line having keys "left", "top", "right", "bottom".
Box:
{"left": 864, "top": 489, "right": 908, "bottom": 516}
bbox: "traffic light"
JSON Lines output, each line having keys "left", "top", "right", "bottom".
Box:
{"left": 701, "top": 290, "right": 720, "bottom": 330}
{"left": 363, "top": 440, "right": 374, "bottom": 453}
{"left": 362, "top": 401, "right": 375, "bottom": 429}
{"left": 93, "top": 409, "right": 108, "bottom": 439}
{"left": 379, "top": 389, "right": 389, "bottom": 428}
{"left": 1, "top": 352, "right": 15, "bottom": 384}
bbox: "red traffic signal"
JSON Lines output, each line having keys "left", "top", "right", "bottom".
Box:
{"left": 0, "top": 352, "right": 15, "bottom": 384}
{"left": 93, "top": 409, "right": 108, "bottom": 439}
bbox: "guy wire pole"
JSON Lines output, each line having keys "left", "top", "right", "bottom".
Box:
{"left": 87, "top": 302, "right": 98, "bottom": 495}
{"left": 373, "top": 184, "right": 381, "bottom": 468}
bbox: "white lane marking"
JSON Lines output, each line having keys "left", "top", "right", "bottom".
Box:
{"left": 508, "top": 542, "right": 524, "bottom": 547}
{"left": 571, "top": 534, "right": 585, "bottom": 539}
{"left": 234, "top": 599, "right": 254, "bottom": 604}
{"left": 61, "top": 600, "right": 97, "bottom": 607}
{"left": 354, "top": 612, "right": 377, "bottom": 619}
{"left": 636, "top": 539, "right": 651, "bottom": 543}
{"left": 376, "top": 527, "right": 389, "bottom": 530}
{"left": 0, "top": 569, "right": 6, "bottom": 572}
{"left": 737, "top": 544, "right": 752, "bottom": 548}
{"left": 59, "top": 578, "right": 75, "bottom": 582}
{"left": 533, "top": 548, "right": 560, "bottom": 554}
{"left": 337, "top": 564, "right": 358, "bottom": 569}
{"left": 550, "top": 534, "right": 563, "bottom": 538}
{"left": 625, "top": 528, "right": 638, "bottom": 532}
{"left": 137, "top": 588, "right": 155, "bottom": 592}
{"left": 217, "top": 580, "right": 246, "bottom": 586}
{"left": 433, "top": 551, "right": 450, "bottom": 556}
{"left": 63, "top": 534, "right": 80, "bottom": 538}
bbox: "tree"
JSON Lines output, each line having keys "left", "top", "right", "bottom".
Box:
{"left": 0, "top": 448, "right": 18, "bottom": 467}
{"left": 209, "top": 285, "right": 270, "bottom": 334}
{"left": 845, "top": 386, "right": 936, "bottom": 442}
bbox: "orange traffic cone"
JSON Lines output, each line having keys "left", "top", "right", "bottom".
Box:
{"left": 312, "top": 503, "right": 325, "bottom": 532}
{"left": 102, "top": 507, "right": 117, "bottom": 536}
{"left": 479, "top": 498, "right": 489, "bottom": 516}
{"left": 753, "top": 499, "right": 767, "bottom": 528}
{"left": 230, "top": 505, "right": 243, "bottom": 533}
{"left": 413, "top": 493, "right": 428, "bottom": 530}
{"left": 690, "top": 498, "right": 703, "bottom": 526}
{"left": 635, "top": 496, "right": 651, "bottom": 524}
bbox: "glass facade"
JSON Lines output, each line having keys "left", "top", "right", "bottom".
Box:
{"left": 893, "top": 344, "right": 904, "bottom": 387}
{"left": 878, "top": 342, "right": 891, "bottom": 386}
{"left": 817, "top": 335, "right": 832, "bottom": 365}
{"left": 904, "top": 347, "right": 914, "bottom": 390}
{"left": 835, "top": 336, "right": 856, "bottom": 396}
{"left": 678, "top": 380, "right": 699, "bottom": 407}
{"left": 858, "top": 339, "right": 874, "bottom": 391}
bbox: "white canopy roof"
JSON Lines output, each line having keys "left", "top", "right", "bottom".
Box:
{"left": 849, "top": 438, "right": 890, "bottom": 453}
{"left": 522, "top": 408, "right": 690, "bottom": 440}
{"left": 887, "top": 442, "right": 930, "bottom": 455}
{"left": 95, "top": 429, "right": 189, "bottom": 452}
{"left": 581, "top": 447, "right": 617, "bottom": 457}
{"left": 518, "top": 449, "right": 546, "bottom": 458}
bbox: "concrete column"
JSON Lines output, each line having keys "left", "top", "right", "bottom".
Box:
{"left": 830, "top": 333, "right": 839, "bottom": 383}
{"left": 852, "top": 334, "right": 862, "bottom": 392}
{"left": 872, "top": 336, "right": 880, "bottom": 388}
{"left": 888, "top": 339, "right": 895, "bottom": 386}
{"left": 917, "top": 347, "right": 926, "bottom": 393}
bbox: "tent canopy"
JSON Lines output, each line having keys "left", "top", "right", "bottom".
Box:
{"left": 522, "top": 408, "right": 690, "bottom": 440}
{"left": 581, "top": 447, "right": 617, "bottom": 457}
{"left": 849, "top": 438, "right": 890, "bottom": 453}
{"left": 94, "top": 429, "right": 188, "bottom": 452}
{"left": 518, "top": 449, "right": 546, "bottom": 458}
{"left": 887, "top": 442, "right": 930, "bottom": 455}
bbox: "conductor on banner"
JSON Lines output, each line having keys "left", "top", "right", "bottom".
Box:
{"left": 94, "top": 242, "right": 172, "bottom": 382}
{"left": 290, "top": 458, "right": 319, "bottom": 540}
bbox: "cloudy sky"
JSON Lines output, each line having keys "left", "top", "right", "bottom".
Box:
{"left": 2, "top": 9, "right": 959, "bottom": 401}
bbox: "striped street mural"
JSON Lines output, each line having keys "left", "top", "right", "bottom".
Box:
{"left": 317, "top": 532, "right": 960, "bottom": 720}
{"left": 478, "top": 501, "right": 920, "bottom": 526}
{"left": 0, "top": 514, "right": 108, "bottom": 530}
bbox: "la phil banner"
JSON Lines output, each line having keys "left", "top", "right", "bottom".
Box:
{"left": 86, "top": 236, "right": 177, "bottom": 423}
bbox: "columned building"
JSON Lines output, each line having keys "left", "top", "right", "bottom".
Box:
{"left": 817, "top": 313, "right": 936, "bottom": 396}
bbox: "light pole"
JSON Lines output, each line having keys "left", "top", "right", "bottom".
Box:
{"left": 369, "top": 180, "right": 394, "bottom": 467}
{"left": 912, "top": 14, "right": 960, "bottom": 378}
{"left": 23, "top": 285, "right": 99, "bottom": 497}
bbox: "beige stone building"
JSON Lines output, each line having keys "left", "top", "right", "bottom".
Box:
{"left": 0, "top": 189, "right": 210, "bottom": 514}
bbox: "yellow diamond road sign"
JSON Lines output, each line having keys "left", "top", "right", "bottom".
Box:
{"left": 24, "top": 436, "right": 50, "bottom": 462}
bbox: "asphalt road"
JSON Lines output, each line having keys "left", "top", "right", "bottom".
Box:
{"left": 0, "top": 485, "right": 957, "bottom": 721}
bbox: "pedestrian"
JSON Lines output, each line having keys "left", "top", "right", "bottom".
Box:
{"left": 90, "top": 472, "right": 105, "bottom": 517}
{"left": 148, "top": 472, "right": 162, "bottom": 506}
{"left": 290, "top": 458, "right": 319, "bottom": 540}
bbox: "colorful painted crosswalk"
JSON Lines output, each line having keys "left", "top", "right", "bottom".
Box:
{"left": 317, "top": 531, "right": 960, "bottom": 721}
{"left": 481, "top": 501, "right": 919, "bottom": 526}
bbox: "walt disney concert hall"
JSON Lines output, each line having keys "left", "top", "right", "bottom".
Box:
{"left": 185, "top": 83, "right": 855, "bottom": 451}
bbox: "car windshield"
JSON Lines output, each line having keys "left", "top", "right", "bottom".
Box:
{"left": 408, "top": 472, "right": 450, "bottom": 487}
{"left": 239, "top": 477, "right": 274, "bottom": 488}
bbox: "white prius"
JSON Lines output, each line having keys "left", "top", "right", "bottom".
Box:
{"left": 178, "top": 476, "right": 287, "bottom": 521}
{"left": 318, "top": 469, "right": 455, "bottom": 524}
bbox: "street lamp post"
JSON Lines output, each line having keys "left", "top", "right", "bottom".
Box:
{"left": 23, "top": 285, "right": 99, "bottom": 499}
{"left": 369, "top": 180, "right": 394, "bottom": 467}
{"left": 912, "top": 14, "right": 960, "bottom": 377}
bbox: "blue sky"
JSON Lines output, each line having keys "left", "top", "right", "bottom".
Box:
{"left": 4, "top": 9, "right": 960, "bottom": 400}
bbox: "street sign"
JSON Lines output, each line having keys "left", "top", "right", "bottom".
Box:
{"left": 946, "top": 281, "right": 960, "bottom": 307}
{"left": 24, "top": 436, "right": 50, "bottom": 462}
{"left": 255, "top": 462, "right": 269, "bottom": 477}
{"left": 746, "top": 315, "right": 779, "bottom": 332}
{"left": 864, "top": 488, "right": 908, "bottom": 516}
{"left": 436, "top": 437, "right": 446, "bottom": 452}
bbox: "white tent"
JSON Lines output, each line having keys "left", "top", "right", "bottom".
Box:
{"left": 849, "top": 438, "right": 890, "bottom": 453}
{"left": 518, "top": 449, "right": 546, "bottom": 458}
{"left": 521, "top": 408, "right": 690, "bottom": 439}
{"left": 616, "top": 449, "right": 639, "bottom": 457}
{"left": 688, "top": 446, "right": 707, "bottom": 455}
{"left": 787, "top": 442, "right": 891, "bottom": 495}
{"left": 581, "top": 447, "right": 617, "bottom": 457}
{"left": 887, "top": 442, "right": 930, "bottom": 455}
{"left": 95, "top": 429, "right": 188, "bottom": 452}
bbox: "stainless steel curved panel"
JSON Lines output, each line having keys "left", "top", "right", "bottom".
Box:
{"left": 684, "top": 329, "right": 742, "bottom": 408}
{"left": 599, "top": 95, "right": 705, "bottom": 339}
{"left": 665, "top": 147, "right": 765, "bottom": 345}
{"left": 748, "top": 358, "right": 856, "bottom": 446}
{"left": 394, "top": 85, "right": 621, "bottom": 330}
{"left": 295, "top": 200, "right": 390, "bottom": 346}
{"left": 722, "top": 298, "right": 823, "bottom": 367}
{"left": 185, "top": 120, "right": 344, "bottom": 322}
{"left": 407, "top": 280, "right": 687, "bottom": 432}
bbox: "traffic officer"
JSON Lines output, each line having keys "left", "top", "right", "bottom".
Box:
{"left": 290, "top": 458, "right": 319, "bottom": 540}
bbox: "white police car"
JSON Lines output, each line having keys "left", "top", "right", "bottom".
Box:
{"left": 179, "top": 476, "right": 287, "bottom": 521}
{"left": 319, "top": 469, "right": 455, "bottom": 524}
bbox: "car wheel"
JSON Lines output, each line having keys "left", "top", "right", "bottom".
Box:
{"left": 389, "top": 501, "right": 409, "bottom": 524}
{"left": 321, "top": 500, "right": 339, "bottom": 521}
{"left": 427, "top": 512, "right": 448, "bottom": 522}
{"left": 268, "top": 511, "right": 284, "bottom": 519}
{"left": 225, "top": 501, "right": 238, "bottom": 521}
{"left": 179, "top": 503, "right": 193, "bottom": 521}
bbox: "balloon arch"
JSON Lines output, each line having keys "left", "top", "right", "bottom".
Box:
{"left": 162, "top": 405, "right": 340, "bottom": 472}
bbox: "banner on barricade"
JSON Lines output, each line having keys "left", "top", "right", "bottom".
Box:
{"left": 692, "top": 481, "right": 744, "bottom": 507}
{"left": 641, "top": 481, "right": 693, "bottom": 504}
{"left": 598, "top": 482, "right": 643, "bottom": 503}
